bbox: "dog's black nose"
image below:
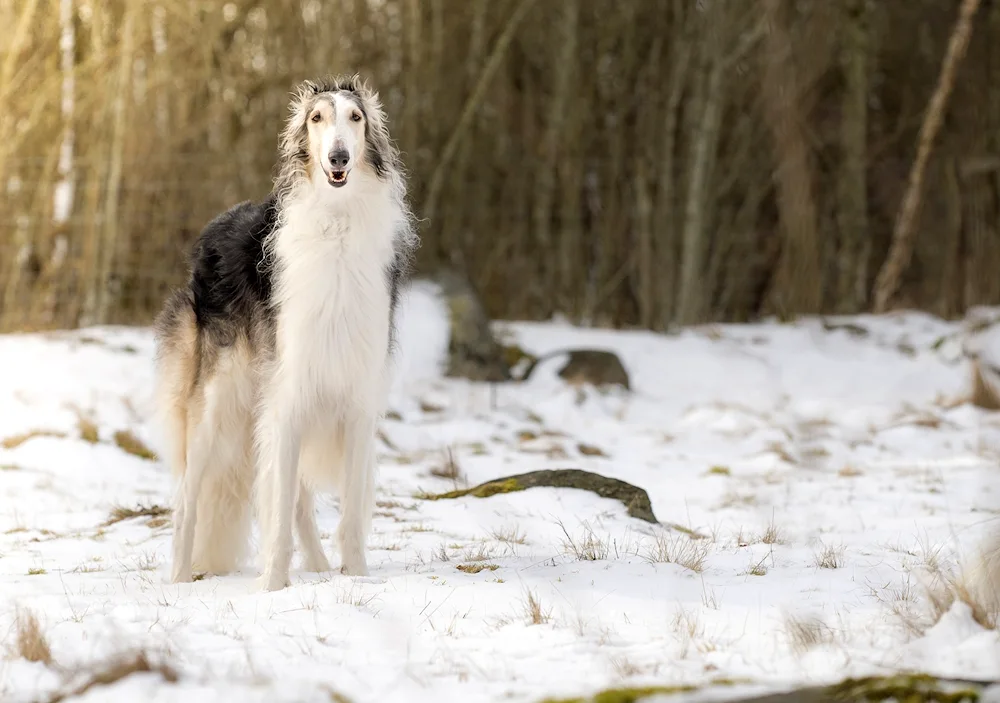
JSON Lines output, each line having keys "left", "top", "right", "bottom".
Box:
{"left": 329, "top": 149, "right": 350, "bottom": 169}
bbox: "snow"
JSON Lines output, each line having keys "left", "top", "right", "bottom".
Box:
{"left": 1, "top": 283, "right": 1000, "bottom": 702}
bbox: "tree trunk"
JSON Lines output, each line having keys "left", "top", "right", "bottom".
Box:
{"left": 674, "top": 6, "right": 726, "bottom": 327}
{"left": 91, "top": 0, "right": 136, "bottom": 324}
{"left": 872, "top": 0, "right": 981, "bottom": 313}
{"left": 760, "top": 0, "right": 823, "bottom": 318}
{"left": 532, "top": 0, "right": 578, "bottom": 259}
{"left": 835, "top": 0, "right": 870, "bottom": 313}
{"left": 653, "top": 0, "right": 692, "bottom": 327}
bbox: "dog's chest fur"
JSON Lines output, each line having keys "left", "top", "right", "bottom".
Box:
{"left": 270, "top": 191, "right": 396, "bottom": 412}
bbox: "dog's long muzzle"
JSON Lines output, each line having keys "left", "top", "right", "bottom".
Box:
{"left": 326, "top": 148, "right": 351, "bottom": 187}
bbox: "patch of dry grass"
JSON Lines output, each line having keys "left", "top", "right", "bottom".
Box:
{"left": 557, "top": 521, "right": 610, "bottom": 561}
{"left": 759, "top": 515, "right": 785, "bottom": 545}
{"left": 462, "top": 541, "right": 497, "bottom": 563}
{"left": 665, "top": 522, "right": 708, "bottom": 540}
{"left": 429, "top": 446, "right": 464, "bottom": 486}
{"left": 743, "top": 554, "right": 769, "bottom": 577}
{"left": 48, "top": 651, "right": 178, "bottom": 702}
{"left": 456, "top": 563, "right": 499, "bottom": 574}
{"left": 765, "top": 440, "right": 797, "bottom": 464}
{"left": 784, "top": 613, "right": 835, "bottom": 654}
{"left": 644, "top": 531, "right": 709, "bottom": 573}
{"left": 104, "top": 503, "right": 170, "bottom": 527}
{"left": 814, "top": 542, "right": 846, "bottom": 569}
{"left": 112, "top": 430, "right": 157, "bottom": 461}
{"left": 878, "top": 556, "right": 999, "bottom": 636}
{"left": 719, "top": 490, "right": 759, "bottom": 509}
{"left": 7, "top": 607, "right": 52, "bottom": 665}
{"left": 523, "top": 589, "right": 551, "bottom": 625}
{"left": 76, "top": 415, "right": 99, "bottom": 444}
{"left": 2, "top": 429, "right": 67, "bottom": 450}
{"left": 490, "top": 524, "right": 528, "bottom": 546}
{"left": 577, "top": 442, "right": 609, "bottom": 457}
{"left": 610, "top": 656, "right": 644, "bottom": 678}
{"left": 923, "top": 571, "right": 999, "bottom": 631}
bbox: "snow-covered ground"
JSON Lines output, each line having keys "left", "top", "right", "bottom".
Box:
{"left": 2, "top": 281, "right": 999, "bottom": 702}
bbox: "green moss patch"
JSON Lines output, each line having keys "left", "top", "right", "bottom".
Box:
{"left": 417, "top": 469, "right": 658, "bottom": 523}
{"left": 540, "top": 674, "right": 983, "bottom": 703}
{"left": 541, "top": 685, "right": 698, "bottom": 703}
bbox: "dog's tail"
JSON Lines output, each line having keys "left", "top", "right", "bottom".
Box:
{"left": 153, "top": 289, "right": 198, "bottom": 483}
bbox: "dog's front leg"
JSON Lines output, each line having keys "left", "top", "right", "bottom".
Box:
{"left": 257, "top": 405, "right": 302, "bottom": 592}
{"left": 337, "top": 414, "right": 376, "bottom": 576}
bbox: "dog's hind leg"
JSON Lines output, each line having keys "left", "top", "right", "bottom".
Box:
{"left": 171, "top": 391, "right": 221, "bottom": 583}
{"left": 295, "top": 485, "right": 331, "bottom": 573}
{"left": 337, "top": 414, "right": 376, "bottom": 577}
{"left": 190, "top": 436, "right": 253, "bottom": 575}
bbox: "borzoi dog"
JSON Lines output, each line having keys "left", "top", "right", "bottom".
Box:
{"left": 153, "top": 75, "right": 416, "bottom": 591}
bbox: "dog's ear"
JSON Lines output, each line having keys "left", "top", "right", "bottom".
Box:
{"left": 278, "top": 82, "right": 315, "bottom": 169}
{"left": 353, "top": 77, "right": 392, "bottom": 180}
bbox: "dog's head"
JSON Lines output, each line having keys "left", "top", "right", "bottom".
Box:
{"left": 279, "top": 74, "right": 393, "bottom": 191}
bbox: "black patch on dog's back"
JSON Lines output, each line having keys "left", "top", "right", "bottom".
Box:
{"left": 187, "top": 193, "right": 279, "bottom": 344}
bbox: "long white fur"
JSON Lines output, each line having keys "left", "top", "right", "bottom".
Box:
{"left": 167, "top": 87, "right": 407, "bottom": 592}
{"left": 256, "top": 92, "right": 405, "bottom": 591}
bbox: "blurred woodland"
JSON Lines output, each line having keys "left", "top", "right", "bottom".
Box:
{"left": 1, "top": 0, "right": 999, "bottom": 332}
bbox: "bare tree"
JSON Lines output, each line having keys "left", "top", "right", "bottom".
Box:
{"left": 760, "top": 0, "right": 822, "bottom": 317}
{"left": 872, "top": 0, "right": 982, "bottom": 313}
{"left": 836, "top": 0, "right": 870, "bottom": 312}
{"left": 2, "top": 0, "right": 1000, "bottom": 332}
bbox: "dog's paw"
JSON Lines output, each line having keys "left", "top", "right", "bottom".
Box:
{"left": 169, "top": 567, "right": 193, "bottom": 584}
{"left": 303, "top": 553, "right": 332, "bottom": 574}
{"left": 339, "top": 560, "right": 370, "bottom": 578}
{"left": 259, "top": 570, "right": 291, "bottom": 592}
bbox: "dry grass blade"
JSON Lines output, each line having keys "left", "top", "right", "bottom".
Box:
{"left": 557, "top": 520, "right": 610, "bottom": 561}
{"left": 456, "top": 563, "right": 499, "bottom": 574}
{"left": 2, "top": 429, "right": 67, "bottom": 450}
{"left": 814, "top": 542, "right": 845, "bottom": 569}
{"left": 925, "top": 573, "right": 999, "bottom": 631}
{"left": 645, "top": 531, "right": 709, "bottom": 573}
{"left": 523, "top": 589, "right": 550, "bottom": 625}
{"left": 46, "top": 652, "right": 178, "bottom": 703}
{"left": 429, "top": 446, "right": 464, "bottom": 486}
{"left": 77, "top": 417, "right": 99, "bottom": 444}
{"left": 104, "top": 503, "right": 170, "bottom": 527}
{"left": 760, "top": 517, "right": 784, "bottom": 545}
{"left": 112, "top": 430, "right": 158, "bottom": 461}
{"left": 490, "top": 524, "right": 528, "bottom": 545}
{"left": 784, "top": 613, "right": 833, "bottom": 654}
{"left": 8, "top": 607, "right": 52, "bottom": 665}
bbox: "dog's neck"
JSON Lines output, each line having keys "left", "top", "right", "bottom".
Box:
{"left": 273, "top": 170, "right": 398, "bottom": 264}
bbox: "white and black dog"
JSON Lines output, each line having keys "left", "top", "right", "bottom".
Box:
{"left": 154, "top": 75, "right": 417, "bottom": 591}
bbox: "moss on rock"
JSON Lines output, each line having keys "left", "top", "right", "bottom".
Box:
{"left": 540, "top": 685, "right": 698, "bottom": 703}
{"left": 537, "top": 674, "right": 984, "bottom": 703}
{"left": 417, "top": 469, "right": 658, "bottom": 523}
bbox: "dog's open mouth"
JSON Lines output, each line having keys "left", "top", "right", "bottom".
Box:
{"left": 328, "top": 170, "right": 348, "bottom": 187}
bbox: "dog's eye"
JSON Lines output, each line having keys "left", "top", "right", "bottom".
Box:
{"left": 351, "top": 112, "right": 362, "bottom": 122}
{"left": 310, "top": 113, "right": 322, "bottom": 123}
